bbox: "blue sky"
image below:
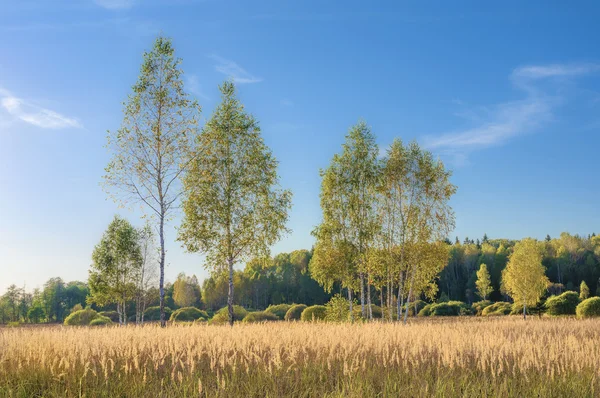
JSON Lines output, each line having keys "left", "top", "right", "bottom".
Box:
{"left": 1, "top": 0, "right": 599, "bottom": 292}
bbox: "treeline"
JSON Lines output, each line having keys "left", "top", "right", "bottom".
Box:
{"left": 3, "top": 232, "right": 598, "bottom": 324}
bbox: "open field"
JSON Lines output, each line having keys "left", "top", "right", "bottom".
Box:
{"left": 1, "top": 318, "right": 599, "bottom": 397}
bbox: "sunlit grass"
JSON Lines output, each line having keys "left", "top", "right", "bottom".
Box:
{"left": 1, "top": 318, "right": 598, "bottom": 397}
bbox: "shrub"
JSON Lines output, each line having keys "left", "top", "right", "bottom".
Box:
{"left": 143, "top": 306, "right": 173, "bottom": 321}
{"left": 576, "top": 297, "right": 600, "bottom": 318}
{"left": 472, "top": 300, "right": 492, "bottom": 316}
{"left": 482, "top": 302, "right": 512, "bottom": 316}
{"left": 426, "top": 301, "right": 471, "bottom": 316}
{"left": 264, "top": 304, "right": 293, "bottom": 320}
{"left": 284, "top": 304, "right": 307, "bottom": 321}
{"left": 7, "top": 321, "right": 20, "bottom": 328}
{"left": 71, "top": 304, "right": 83, "bottom": 313}
{"left": 405, "top": 300, "right": 426, "bottom": 317}
{"left": 99, "top": 311, "right": 120, "bottom": 323}
{"left": 351, "top": 304, "right": 383, "bottom": 319}
{"left": 64, "top": 309, "right": 100, "bottom": 326}
{"left": 208, "top": 305, "right": 248, "bottom": 325}
{"left": 242, "top": 311, "right": 279, "bottom": 323}
{"left": 418, "top": 304, "right": 433, "bottom": 317}
{"left": 545, "top": 291, "right": 580, "bottom": 316}
{"left": 170, "top": 307, "right": 208, "bottom": 322}
{"left": 90, "top": 316, "right": 113, "bottom": 326}
{"left": 325, "top": 295, "right": 352, "bottom": 322}
{"left": 301, "top": 305, "right": 326, "bottom": 321}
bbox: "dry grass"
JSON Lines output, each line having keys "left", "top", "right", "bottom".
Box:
{"left": 1, "top": 317, "right": 599, "bottom": 397}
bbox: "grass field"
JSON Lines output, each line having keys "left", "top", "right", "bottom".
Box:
{"left": 1, "top": 317, "right": 599, "bottom": 397}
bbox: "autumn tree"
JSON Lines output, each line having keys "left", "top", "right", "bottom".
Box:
{"left": 173, "top": 273, "right": 201, "bottom": 308}
{"left": 88, "top": 216, "right": 143, "bottom": 326}
{"left": 103, "top": 36, "right": 201, "bottom": 327}
{"left": 311, "top": 121, "right": 379, "bottom": 319}
{"left": 178, "top": 81, "right": 291, "bottom": 326}
{"left": 379, "top": 139, "right": 455, "bottom": 322}
{"left": 502, "top": 238, "right": 549, "bottom": 320}
{"left": 475, "top": 263, "right": 493, "bottom": 300}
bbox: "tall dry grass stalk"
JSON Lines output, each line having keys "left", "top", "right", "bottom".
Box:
{"left": 0, "top": 318, "right": 598, "bottom": 397}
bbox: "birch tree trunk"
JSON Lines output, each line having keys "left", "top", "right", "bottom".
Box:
{"left": 159, "top": 213, "right": 166, "bottom": 328}
{"left": 228, "top": 257, "right": 234, "bottom": 327}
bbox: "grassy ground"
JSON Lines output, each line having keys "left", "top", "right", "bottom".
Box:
{"left": 1, "top": 317, "right": 598, "bottom": 397}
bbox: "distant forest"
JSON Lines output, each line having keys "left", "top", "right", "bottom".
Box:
{"left": 1, "top": 232, "right": 598, "bottom": 324}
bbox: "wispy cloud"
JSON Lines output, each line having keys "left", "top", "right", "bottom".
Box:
{"left": 209, "top": 55, "right": 262, "bottom": 84}
{"left": 424, "top": 62, "right": 599, "bottom": 163}
{"left": 0, "top": 88, "right": 81, "bottom": 129}
{"left": 186, "top": 74, "right": 210, "bottom": 101}
{"left": 94, "top": 0, "right": 135, "bottom": 9}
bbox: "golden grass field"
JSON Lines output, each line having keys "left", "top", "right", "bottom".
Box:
{"left": 1, "top": 317, "right": 599, "bottom": 397}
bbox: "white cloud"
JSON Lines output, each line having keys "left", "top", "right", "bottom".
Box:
{"left": 209, "top": 55, "right": 262, "bottom": 84}
{"left": 424, "top": 63, "right": 599, "bottom": 162}
{"left": 94, "top": 0, "right": 135, "bottom": 9}
{"left": 0, "top": 89, "right": 81, "bottom": 129}
{"left": 186, "top": 74, "right": 210, "bottom": 101}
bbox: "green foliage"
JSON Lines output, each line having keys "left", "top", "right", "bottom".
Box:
{"left": 209, "top": 305, "right": 249, "bottom": 325}
{"left": 284, "top": 304, "right": 307, "bottom": 321}
{"left": 242, "top": 311, "right": 278, "bottom": 323}
{"left": 475, "top": 263, "right": 493, "bottom": 300}
{"left": 173, "top": 273, "right": 202, "bottom": 308}
{"left": 99, "top": 311, "right": 120, "bottom": 323}
{"left": 352, "top": 304, "right": 383, "bottom": 319}
{"left": 427, "top": 301, "right": 471, "bottom": 316}
{"left": 404, "top": 300, "right": 426, "bottom": 317}
{"left": 545, "top": 291, "right": 580, "bottom": 315}
{"left": 576, "top": 297, "right": 600, "bottom": 318}
{"left": 179, "top": 81, "right": 292, "bottom": 326}
{"left": 64, "top": 309, "right": 101, "bottom": 326}
{"left": 472, "top": 300, "right": 492, "bottom": 316}
{"left": 325, "top": 294, "right": 352, "bottom": 322}
{"left": 264, "top": 304, "right": 293, "bottom": 320}
{"left": 144, "top": 306, "right": 172, "bottom": 321}
{"left": 580, "top": 281, "right": 590, "bottom": 300}
{"left": 71, "top": 303, "right": 83, "bottom": 313}
{"left": 301, "top": 305, "right": 327, "bottom": 321}
{"left": 418, "top": 304, "right": 433, "bottom": 317}
{"left": 170, "top": 307, "right": 208, "bottom": 322}
{"left": 482, "top": 302, "right": 512, "bottom": 316}
{"left": 27, "top": 302, "right": 45, "bottom": 323}
{"left": 89, "top": 316, "right": 113, "bottom": 326}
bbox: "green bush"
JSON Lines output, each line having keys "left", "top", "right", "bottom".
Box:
{"left": 89, "top": 316, "right": 113, "bottom": 326}
{"left": 242, "top": 311, "right": 279, "bottom": 323}
{"left": 545, "top": 291, "right": 580, "bottom": 315}
{"left": 301, "top": 305, "right": 327, "bottom": 321}
{"left": 482, "top": 302, "right": 512, "bottom": 316}
{"left": 576, "top": 297, "right": 600, "bottom": 318}
{"left": 99, "top": 311, "right": 120, "bottom": 323}
{"left": 264, "top": 304, "right": 293, "bottom": 320}
{"left": 326, "top": 294, "right": 352, "bottom": 322}
{"left": 510, "top": 302, "right": 531, "bottom": 316}
{"left": 284, "top": 304, "right": 307, "bottom": 321}
{"left": 418, "top": 304, "right": 434, "bottom": 317}
{"left": 472, "top": 300, "right": 492, "bottom": 316}
{"left": 208, "top": 305, "right": 248, "bottom": 325}
{"left": 64, "top": 309, "right": 100, "bottom": 326}
{"left": 425, "top": 301, "right": 471, "bottom": 316}
{"left": 143, "top": 306, "right": 173, "bottom": 321}
{"left": 405, "top": 300, "right": 426, "bottom": 317}
{"left": 170, "top": 307, "right": 208, "bottom": 322}
{"left": 357, "top": 304, "right": 383, "bottom": 319}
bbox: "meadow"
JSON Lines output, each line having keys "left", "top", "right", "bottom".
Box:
{"left": 1, "top": 317, "right": 599, "bottom": 397}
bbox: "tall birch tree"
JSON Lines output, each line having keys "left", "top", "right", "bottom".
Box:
{"left": 103, "top": 36, "right": 201, "bottom": 327}
{"left": 178, "top": 81, "right": 292, "bottom": 326}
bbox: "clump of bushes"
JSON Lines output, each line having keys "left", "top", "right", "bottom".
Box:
{"left": 353, "top": 304, "right": 383, "bottom": 319}
{"left": 242, "top": 311, "right": 278, "bottom": 323}
{"left": 545, "top": 291, "right": 580, "bottom": 315}
{"left": 301, "top": 305, "right": 326, "bottom": 321}
{"left": 89, "top": 316, "right": 113, "bottom": 326}
{"left": 64, "top": 308, "right": 101, "bottom": 326}
{"left": 264, "top": 304, "right": 293, "bottom": 320}
{"left": 143, "top": 306, "right": 173, "bottom": 321}
{"left": 208, "top": 305, "right": 248, "bottom": 325}
{"left": 418, "top": 301, "right": 471, "bottom": 316}
{"left": 576, "top": 297, "right": 600, "bottom": 318}
{"left": 482, "top": 302, "right": 512, "bottom": 316}
{"left": 284, "top": 304, "right": 307, "bottom": 321}
{"left": 99, "top": 311, "right": 120, "bottom": 323}
{"left": 404, "top": 300, "right": 426, "bottom": 317}
{"left": 472, "top": 300, "right": 492, "bottom": 316}
{"left": 325, "top": 295, "right": 352, "bottom": 322}
{"left": 170, "top": 307, "right": 208, "bottom": 322}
